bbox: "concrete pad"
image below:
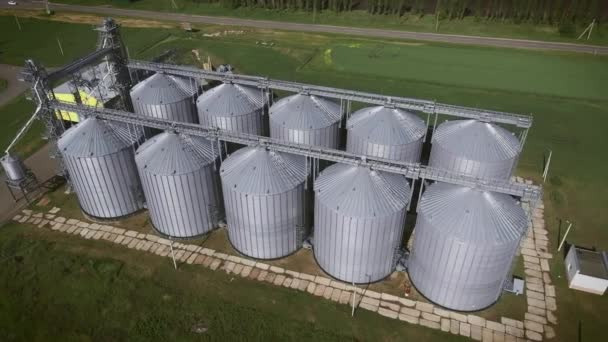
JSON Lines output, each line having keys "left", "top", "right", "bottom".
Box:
{"left": 209, "top": 259, "right": 221, "bottom": 271}
{"left": 505, "top": 326, "right": 524, "bottom": 338}
{"left": 306, "top": 282, "right": 316, "bottom": 294}
{"left": 331, "top": 289, "right": 342, "bottom": 302}
{"left": 398, "top": 314, "right": 419, "bottom": 325}
{"left": 420, "top": 319, "right": 440, "bottom": 330}
{"left": 298, "top": 280, "right": 309, "bottom": 292}
{"left": 378, "top": 307, "right": 398, "bottom": 319}
{"left": 441, "top": 318, "right": 450, "bottom": 332}
{"left": 470, "top": 324, "right": 482, "bottom": 341}
{"left": 460, "top": 322, "right": 471, "bottom": 337}
{"left": 322, "top": 286, "right": 334, "bottom": 299}
{"left": 240, "top": 266, "right": 252, "bottom": 277}
{"left": 187, "top": 253, "right": 199, "bottom": 265}
{"left": 422, "top": 312, "right": 441, "bottom": 323}
{"left": 273, "top": 274, "right": 285, "bottom": 286}
{"left": 248, "top": 268, "right": 260, "bottom": 280}
{"left": 380, "top": 301, "right": 400, "bottom": 312}
{"left": 314, "top": 284, "right": 326, "bottom": 297}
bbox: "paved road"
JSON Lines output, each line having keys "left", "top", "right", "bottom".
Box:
{"left": 2, "top": 1, "right": 607, "bottom": 55}
{"left": 0, "top": 64, "right": 28, "bottom": 107}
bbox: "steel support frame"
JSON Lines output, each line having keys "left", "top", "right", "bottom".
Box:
{"left": 127, "top": 60, "right": 533, "bottom": 129}
{"left": 47, "top": 101, "right": 542, "bottom": 203}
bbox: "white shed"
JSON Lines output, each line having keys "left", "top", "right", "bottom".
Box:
{"left": 565, "top": 246, "right": 608, "bottom": 295}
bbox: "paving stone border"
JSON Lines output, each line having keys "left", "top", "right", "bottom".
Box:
{"left": 13, "top": 180, "right": 554, "bottom": 341}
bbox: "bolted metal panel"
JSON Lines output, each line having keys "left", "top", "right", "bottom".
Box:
{"left": 314, "top": 164, "right": 410, "bottom": 283}
{"left": 269, "top": 93, "right": 341, "bottom": 148}
{"left": 429, "top": 120, "right": 521, "bottom": 180}
{"left": 407, "top": 182, "right": 528, "bottom": 311}
{"left": 1, "top": 154, "right": 27, "bottom": 181}
{"left": 131, "top": 72, "right": 199, "bottom": 123}
{"left": 220, "top": 146, "right": 308, "bottom": 259}
{"left": 346, "top": 106, "right": 426, "bottom": 162}
{"left": 196, "top": 83, "right": 265, "bottom": 135}
{"left": 135, "top": 131, "right": 223, "bottom": 238}
{"left": 58, "top": 117, "right": 144, "bottom": 219}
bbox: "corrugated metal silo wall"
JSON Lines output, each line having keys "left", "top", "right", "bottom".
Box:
{"left": 138, "top": 164, "right": 223, "bottom": 238}
{"left": 270, "top": 121, "right": 340, "bottom": 148}
{"left": 428, "top": 144, "right": 517, "bottom": 180}
{"left": 222, "top": 182, "right": 307, "bottom": 259}
{"left": 63, "top": 148, "right": 143, "bottom": 218}
{"left": 313, "top": 200, "right": 407, "bottom": 283}
{"left": 407, "top": 214, "right": 520, "bottom": 311}
{"left": 132, "top": 96, "right": 198, "bottom": 124}
{"left": 199, "top": 109, "right": 265, "bottom": 136}
{"left": 346, "top": 136, "right": 424, "bottom": 163}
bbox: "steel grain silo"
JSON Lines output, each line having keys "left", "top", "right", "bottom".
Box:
{"left": 135, "top": 131, "right": 223, "bottom": 238}
{"left": 131, "top": 72, "right": 199, "bottom": 123}
{"left": 220, "top": 147, "right": 308, "bottom": 259}
{"left": 58, "top": 117, "right": 143, "bottom": 219}
{"left": 197, "top": 83, "right": 265, "bottom": 135}
{"left": 429, "top": 120, "right": 521, "bottom": 179}
{"left": 346, "top": 106, "right": 426, "bottom": 162}
{"left": 407, "top": 182, "right": 528, "bottom": 311}
{"left": 269, "top": 93, "right": 341, "bottom": 148}
{"left": 314, "top": 164, "right": 410, "bottom": 283}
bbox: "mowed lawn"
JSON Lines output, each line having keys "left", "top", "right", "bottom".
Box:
{"left": 0, "top": 223, "right": 464, "bottom": 341}
{"left": 1, "top": 14, "right": 607, "bottom": 341}
{"left": 312, "top": 42, "right": 608, "bottom": 101}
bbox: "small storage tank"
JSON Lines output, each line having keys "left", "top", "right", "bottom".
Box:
{"left": 197, "top": 83, "right": 265, "bottom": 135}
{"left": 135, "top": 131, "right": 223, "bottom": 238}
{"left": 130, "top": 72, "right": 199, "bottom": 123}
{"left": 58, "top": 117, "right": 143, "bottom": 219}
{"left": 346, "top": 106, "right": 426, "bottom": 162}
{"left": 407, "top": 182, "right": 528, "bottom": 311}
{"left": 429, "top": 120, "right": 521, "bottom": 180}
{"left": 314, "top": 164, "right": 410, "bottom": 283}
{"left": 220, "top": 146, "right": 308, "bottom": 259}
{"left": 1, "top": 153, "right": 27, "bottom": 181}
{"left": 269, "top": 93, "right": 341, "bottom": 148}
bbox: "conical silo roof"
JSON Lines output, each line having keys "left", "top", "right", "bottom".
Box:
{"left": 419, "top": 182, "right": 527, "bottom": 243}
{"left": 432, "top": 120, "right": 520, "bottom": 162}
{"left": 220, "top": 146, "right": 307, "bottom": 195}
{"left": 197, "top": 83, "right": 264, "bottom": 118}
{"left": 270, "top": 94, "right": 341, "bottom": 130}
{"left": 314, "top": 164, "right": 410, "bottom": 217}
{"left": 135, "top": 131, "right": 216, "bottom": 175}
{"left": 131, "top": 72, "right": 197, "bottom": 105}
{"left": 58, "top": 117, "right": 141, "bottom": 157}
{"left": 347, "top": 106, "right": 426, "bottom": 145}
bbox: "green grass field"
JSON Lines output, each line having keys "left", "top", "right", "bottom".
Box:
{"left": 0, "top": 79, "right": 7, "bottom": 92}
{"left": 1, "top": 14, "right": 607, "bottom": 341}
{"left": 57, "top": 0, "right": 608, "bottom": 45}
{"left": 0, "top": 223, "right": 464, "bottom": 341}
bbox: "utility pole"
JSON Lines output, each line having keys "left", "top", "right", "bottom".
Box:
{"left": 542, "top": 149, "right": 552, "bottom": 183}
{"left": 577, "top": 19, "right": 596, "bottom": 40}
{"left": 169, "top": 240, "right": 178, "bottom": 269}
{"left": 557, "top": 221, "right": 573, "bottom": 251}
{"left": 14, "top": 15, "right": 21, "bottom": 31}
{"left": 56, "top": 37, "right": 65, "bottom": 56}
{"left": 435, "top": 0, "right": 441, "bottom": 32}
{"left": 351, "top": 281, "right": 357, "bottom": 317}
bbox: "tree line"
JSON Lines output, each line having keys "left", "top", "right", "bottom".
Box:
{"left": 186, "top": 0, "right": 607, "bottom": 24}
